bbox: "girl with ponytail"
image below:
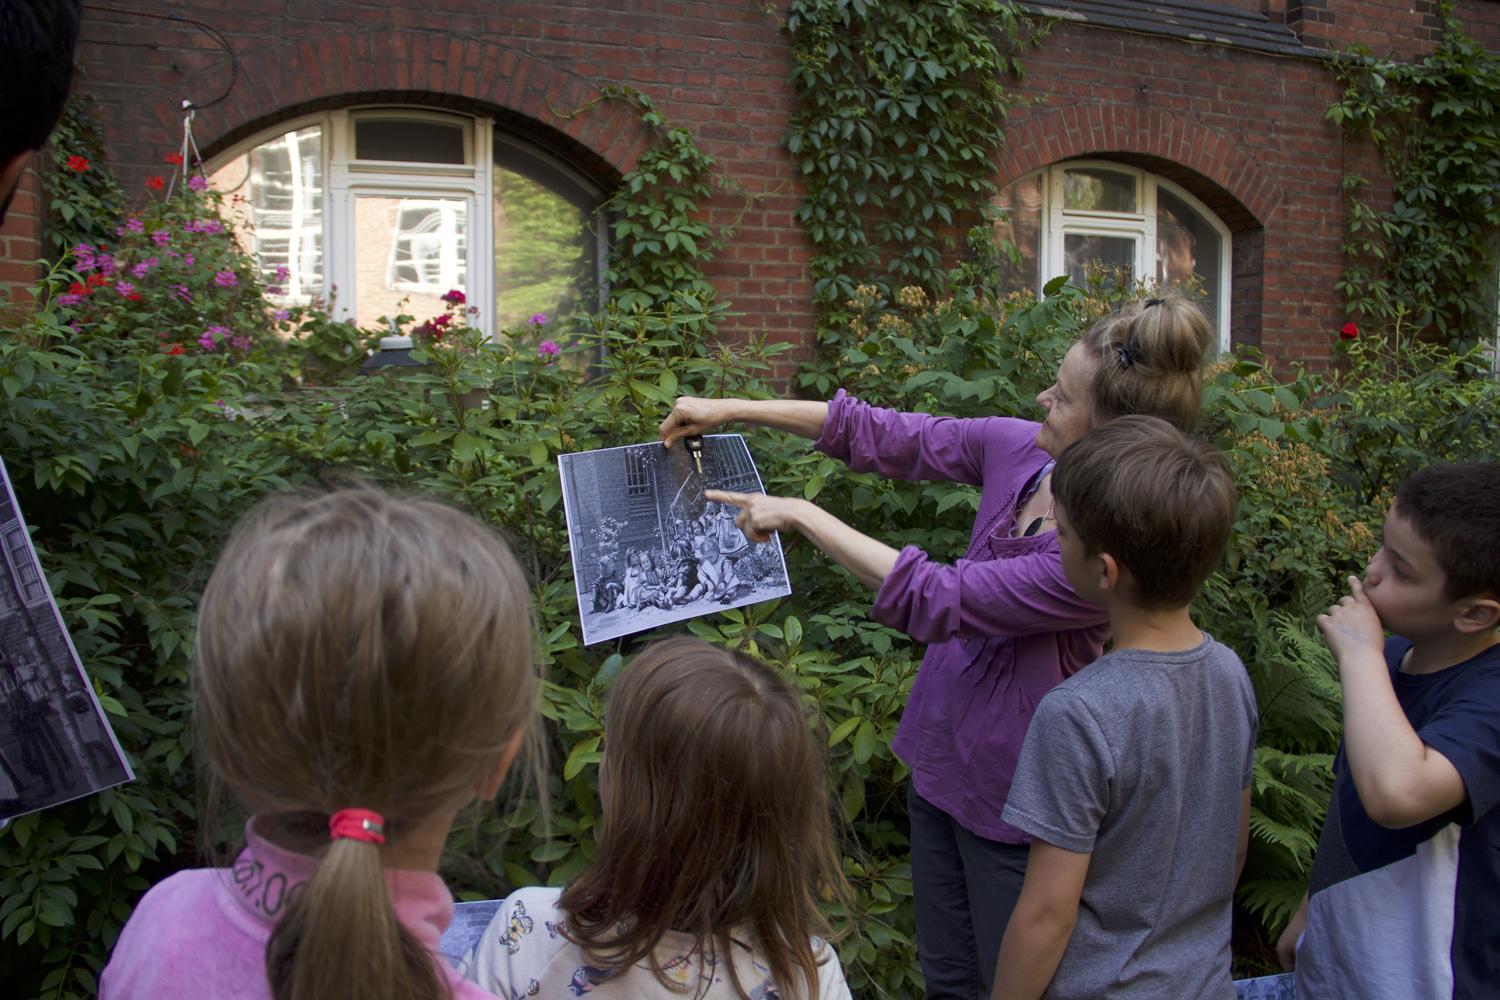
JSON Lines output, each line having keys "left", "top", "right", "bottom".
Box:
{"left": 101, "top": 486, "right": 539, "bottom": 1000}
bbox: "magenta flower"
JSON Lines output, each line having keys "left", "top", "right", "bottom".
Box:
{"left": 151, "top": 229, "right": 171, "bottom": 247}
{"left": 538, "top": 340, "right": 561, "bottom": 356}
{"left": 72, "top": 243, "right": 96, "bottom": 271}
{"left": 96, "top": 253, "right": 115, "bottom": 276}
{"left": 188, "top": 175, "right": 207, "bottom": 191}
{"left": 57, "top": 293, "right": 85, "bottom": 307}
{"left": 115, "top": 280, "right": 136, "bottom": 297}
{"left": 265, "top": 285, "right": 284, "bottom": 296}
{"left": 230, "top": 336, "right": 251, "bottom": 352}
{"left": 184, "top": 254, "right": 195, "bottom": 267}
{"left": 173, "top": 284, "right": 193, "bottom": 302}
{"left": 274, "top": 265, "right": 291, "bottom": 283}
{"left": 529, "top": 312, "right": 548, "bottom": 326}
{"left": 214, "top": 270, "right": 236, "bottom": 288}
{"left": 441, "top": 289, "right": 466, "bottom": 306}
{"left": 198, "top": 325, "right": 230, "bottom": 352}
{"left": 125, "top": 217, "right": 145, "bottom": 233}
{"left": 272, "top": 309, "right": 290, "bottom": 322}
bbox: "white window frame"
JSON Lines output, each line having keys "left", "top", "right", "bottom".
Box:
{"left": 1029, "top": 161, "right": 1233, "bottom": 350}
{"left": 208, "top": 107, "right": 610, "bottom": 341}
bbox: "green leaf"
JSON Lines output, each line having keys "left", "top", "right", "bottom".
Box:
{"left": 827, "top": 715, "right": 862, "bottom": 747}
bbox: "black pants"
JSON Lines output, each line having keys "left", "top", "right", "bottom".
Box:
{"left": 908, "top": 785, "right": 1031, "bottom": 999}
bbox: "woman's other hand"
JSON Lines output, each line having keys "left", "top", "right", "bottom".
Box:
{"left": 705, "top": 489, "right": 805, "bottom": 544}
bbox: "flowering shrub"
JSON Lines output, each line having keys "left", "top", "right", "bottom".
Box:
{"left": 6, "top": 106, "right": 1499, "bottom": 999}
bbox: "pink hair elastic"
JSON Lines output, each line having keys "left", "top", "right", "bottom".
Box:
{"left": 328, "top": 808, "right": 386, "bottom": 845}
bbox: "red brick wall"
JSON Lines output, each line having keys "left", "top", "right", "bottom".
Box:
{"left": 0, "top": 164, "right": 44, "bottom": 305}
{"left": 1000, "top": 23, "right": 1359, "bottom": 365}
{"left": 2, "top": 1, "right": 1492, "bottom": 371}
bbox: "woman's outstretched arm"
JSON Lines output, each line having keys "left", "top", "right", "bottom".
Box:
{"left": 659, "top": 396, "right": 829, "bottom": 447}
{"left": 706, "top": 489, "right": 898, "bottom": 590}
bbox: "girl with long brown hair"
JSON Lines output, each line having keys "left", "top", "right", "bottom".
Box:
{"left": 465, "top": 637, "right": 852, "bottom": 1000}
{"left": 101, "top": 486, "right": 539, "bottom": 1000}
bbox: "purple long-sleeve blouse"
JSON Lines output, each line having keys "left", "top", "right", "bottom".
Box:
{"left": 815, "top": 390, "right": 1109, "bottom": 842}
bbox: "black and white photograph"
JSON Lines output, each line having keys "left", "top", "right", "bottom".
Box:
{"left": 559, "top": 434, "right": 793, "bottom": 646}
{"left": 0, "top": 456, "right": 133, "bottom": 823}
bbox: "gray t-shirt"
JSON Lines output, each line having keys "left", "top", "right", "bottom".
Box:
{"left": 1001, "top": 634, "right": 1258, "bottom": 1000}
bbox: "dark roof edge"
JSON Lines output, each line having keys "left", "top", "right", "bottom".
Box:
{"left": 1023, "top": 3, "right": 1332, "bottom": 62}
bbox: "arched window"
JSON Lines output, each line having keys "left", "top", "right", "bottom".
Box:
{"left": 993, "top": 162, "right": 1232, "bottom": 348}
{"left": 209, "top": 108, "right": 607, "bottom": 339}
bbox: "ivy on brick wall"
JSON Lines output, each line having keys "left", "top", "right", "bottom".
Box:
{"left": 783, "top": 0, "right": 1038, "bottom": 340}
{"left": 1329, "top": 6, "right": 1500, "bottom": 346}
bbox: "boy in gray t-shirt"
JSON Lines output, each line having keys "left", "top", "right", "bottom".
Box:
{"left": 992, "top": 416, "right": 1258, "bottom": 1000}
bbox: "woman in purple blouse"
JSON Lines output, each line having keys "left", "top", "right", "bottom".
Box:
{"left": 660, "top": 296, "right": 1214, "bottom": 999}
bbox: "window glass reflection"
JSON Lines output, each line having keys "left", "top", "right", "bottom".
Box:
{"left": 493, "top": 144, "right": 598, "bottom": 332}
{"left": 993, "top": 171, "right": 1043, "bottom": 297}
{"left": 353, "top": 195, "right": 468, "bottom": 327}
{"left": 1156, "top": 189, "right": 1221, "bottom": 331}
{"left": 1064, "top": 168, "right": 1136, "bottom": 213}
{"left": 210, "top": 126, "right": 324, "bottom": 303}
{"left": 1065, "top": 233, "right": 1135, "bottom": 291}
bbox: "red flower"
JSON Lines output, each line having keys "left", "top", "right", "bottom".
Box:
{"left": 86, "top": 272, "right": 108, "bottom": 288}
{"left": 1340, "top": 321, "right": 1360, "bottom": 340}
{"left": 65, "top": 155, "right": 90, "bottom": 172}
{"left": 165, "top": 152, "right": 185, "bottom": 166}
{"left": 165, "top": 344, "right": 185, "bottom": 355}
{"left": 67, "top": 281, "right": 89, "bottom": 296}
{"left": 145, "top": 176, "right": 165, "bottom": 191}
{"left": 124, "top": 292, "right": 143, "bottom": 302}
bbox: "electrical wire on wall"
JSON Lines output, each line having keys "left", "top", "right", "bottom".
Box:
{"left": 81, "top": 4, "right": 239, "bottom": 195}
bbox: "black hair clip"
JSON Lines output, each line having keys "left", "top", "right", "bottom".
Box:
{"left": 1115, "top": 342, "right": 1143, "bottom": 369}
{"left": 1143, "top": 297, "right": 1163, "bottom": 308}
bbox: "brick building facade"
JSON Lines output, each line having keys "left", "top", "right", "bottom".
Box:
{"left": 4, "top": 0, "right": 1498, "bottom": 371}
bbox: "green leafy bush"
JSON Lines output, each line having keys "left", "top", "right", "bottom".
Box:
{"left": 7, "top": 91, "right": 1500, "bottom": 1000}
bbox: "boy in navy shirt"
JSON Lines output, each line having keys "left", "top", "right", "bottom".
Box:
{"left": 1280, "top": 463, "right": 1500, "bottom": 999}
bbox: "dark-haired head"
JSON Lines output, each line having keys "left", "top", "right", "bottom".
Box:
{"left": 558, "top": 637, "right": 847, "bottom": 1000}
{"left": 0, "top": 0, "right": 81, "bottom": 221}
{"left": 1053, "top": 415, "right": 1236, "bottom": 610}
{"left": 1395, "top": 463, "right": 1500, "bottom": 602}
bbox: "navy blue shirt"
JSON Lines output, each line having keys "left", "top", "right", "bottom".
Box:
{"left": 1298, "top": 636, "right": 1500, "bottom": 999}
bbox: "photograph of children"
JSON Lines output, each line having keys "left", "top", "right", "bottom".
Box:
{"left": 0, "top": 456, "right": 132, "bottom": 823}
{"left": 558, "top": 434, "right": 793, "bottom": 646}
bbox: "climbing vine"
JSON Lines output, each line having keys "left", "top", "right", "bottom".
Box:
{"left": 784, "top": 0, "right": 1038, "bottom": 339}
{"left": 1329, "top": 6, "right": 1500, "bottom": 346}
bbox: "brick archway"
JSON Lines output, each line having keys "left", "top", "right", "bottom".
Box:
{"left": 997, "top": 104, "right": 1280, "bottom": 227}
{"left": 160, "top": 28, "right": 651, "bottom": 180}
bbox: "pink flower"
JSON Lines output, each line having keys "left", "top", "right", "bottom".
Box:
{"left": 198, "top": 326, "right": 229, "bottom": 352}
{"left": 130, "top": 261, "right": 151, "bottom": 279}
{"left": 115, "top": 280, "right": 136, "bottom": 297}
{"left": 188, "top": 175, "right": 207, "bottom": 191}
{"left": 272, "top": 309, "right": 290, "bottom": 322}
{"left": 72, "top": 243, "right": 96, "bottom": 271}
{"left": 213, "top": 270, "right": 237, "bottom": 288}
{"left": 529, "top": 312, "right": 548, "bottom": 326}
{"left": 230, "top": 336, "right": 251, "bottom": 352}
{"left": 538, "top": 340, "right": 561, "bottom": 356}
{"left": 441, "top": 289, "right": 466, "bottom": 305}
{"left": 57, "top": 293, "right": 85, "bottom": 307}
{"left": 184, "top": 254, "right": 195, "bottom": 268}
{"left": 151, "top": 229, "right": 171, "bottom": 247}
{"left": 95, "top": 253, "right": 115, "bottom": 276}
{"left": 1340, "top": 321, "right": 1360, "bottom": 340}
{"left": 173, "top": 284, "right": 193, "bottom": 302}
{"left": 274, "top": 265, "right": 291, "bottom": 283}
{"left": 124, "top": 217, "right": 144, "bottom": 233}
{"left": 265, "top": 285, "right": 283, "bottom": 296}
